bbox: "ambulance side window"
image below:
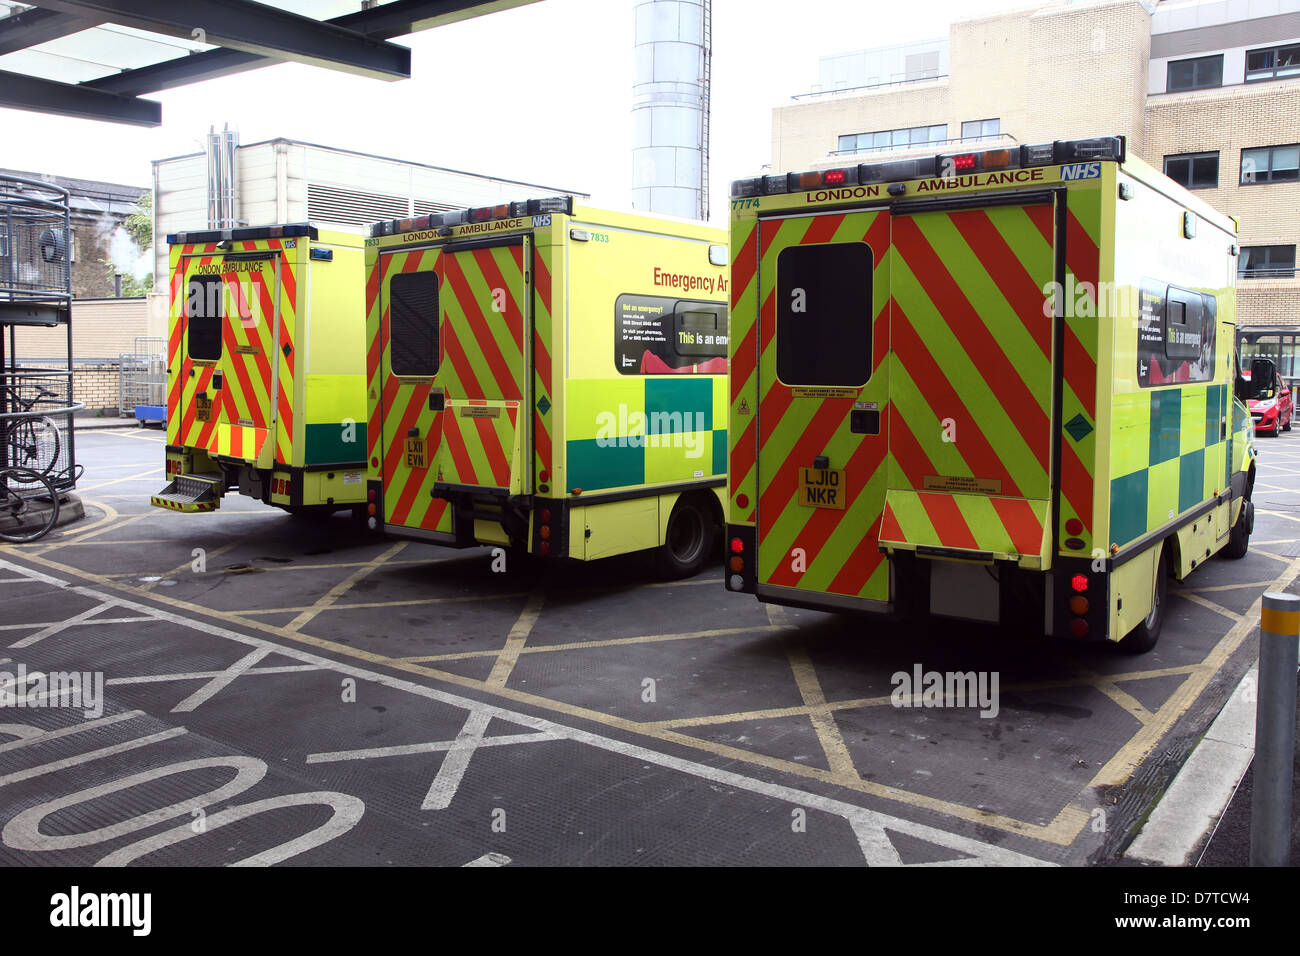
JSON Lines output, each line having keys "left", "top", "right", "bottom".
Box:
{"left": 390, "top": 272, "right": 439, "bottom": 376}
{"left": 776, "top": 242, "right": 873, "bottom": 386}
{"left": 185, "top": 274, "right": 223, "bottom": 361}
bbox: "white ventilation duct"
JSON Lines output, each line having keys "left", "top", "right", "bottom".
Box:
{"left": 632, "top": 0, "right": 711, "bottom": 220}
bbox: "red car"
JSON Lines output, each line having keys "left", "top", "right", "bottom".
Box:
{"left": 1248, "top": 371, "right": 1293, "bottom": 435}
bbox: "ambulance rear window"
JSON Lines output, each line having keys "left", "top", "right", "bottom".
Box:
{"left": 776, "top": 242, "right": 873, "bottom": 386}
{"left": 390, "top": 272, "right": 439, "bottom": 376}
{"left": 185, "top": 275, "right": 223, "bottom": 361}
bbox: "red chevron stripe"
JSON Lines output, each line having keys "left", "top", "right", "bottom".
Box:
{"left": 826, "top": 511, "right": 887, "bottom": 597}
{"left": 730, "top": 225, "right": 758, "bottom": 309}
{"left": 892, "top": 215, "right": 1050, "bottom": 471}
{"left": 990, "top": 497, "right": 1044, "bottom": 556}
{"left": 887, "top": 403, "right": 939, "bottom": 491}
{"left": 949, "top": 207, "right": 1053, "bottom": 359}
{"left": 758, "top": 397, "right": 853, "bottom": 541}
{"left": 890, "top": 302, "right": 1022, "bottom": 496}
{"left": 440, "top": 407, "right": 475, "bottom": 485}
{"left": 799, "top": 213, "right": 845, "bottom": 245}
{"left": 474, "top": 414, "right": 510, "bottom": 487}
{"left": 1061, "top": 441, "right": 1093, "bottom": 531}
{"left": 765, "top": 422, "right": 888, "bottom": 589}
{"left": 471, "top": 246, "right": 524, "bottom": 353}
{"left": 444, "top": 253, "right": 520, "bottom": 400}
{"left": 918, "top": 492, "right": 980, "bottom": 551}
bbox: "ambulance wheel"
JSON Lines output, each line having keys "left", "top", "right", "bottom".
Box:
{"left": 1222, "top": 498, "right": 1253, "bottom": 560}
{"left": 657, "top": 496, "right": 713, "bottom": 579}
{"left": 1120, "top": 548, "right": 1167, "bottom": 654}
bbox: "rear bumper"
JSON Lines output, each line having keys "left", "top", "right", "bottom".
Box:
{"left": 151, "top": 474, "right": 222, "bottom": 512}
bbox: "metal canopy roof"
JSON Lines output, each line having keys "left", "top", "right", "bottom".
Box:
{"left": 0, "top": 0, "right": 537, "bottom": 126}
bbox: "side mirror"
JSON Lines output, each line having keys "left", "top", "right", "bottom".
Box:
{"left": 1238, "top": 358, "right": 1278, "bottom": 401}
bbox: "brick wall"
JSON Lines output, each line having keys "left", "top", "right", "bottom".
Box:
{"left": 1144, "top": 81, "right": 1300, "bottom": 327}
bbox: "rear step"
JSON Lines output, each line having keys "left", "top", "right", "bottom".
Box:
{"left": 151, "top": 474, "right": 223, "bottom": 512}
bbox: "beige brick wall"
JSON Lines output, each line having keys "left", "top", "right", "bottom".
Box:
{"left": 771, "top": 0, "right": 1150, "bottom": 172}
{"left": 1144, "top": 81, "right": 1300, "bottom": 328}
{"left": 12, "top": 296, "right": 161, "bottom": 361}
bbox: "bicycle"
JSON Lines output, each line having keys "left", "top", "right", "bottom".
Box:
{"left": 0, "top": 385, "right": 61, "bottom": 478}
{"left": 0, "top": 466, "right": 59, "bottom": 543}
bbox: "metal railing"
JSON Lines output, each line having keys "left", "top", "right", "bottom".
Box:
{"left": 0, "top": 369, "right": 82, "bottom": 491}
{"left": 1, "top": 175, "right": 71, "bottom": 310}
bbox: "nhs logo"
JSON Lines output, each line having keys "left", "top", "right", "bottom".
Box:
{"left": 1060, "top": 162, "right": 1102, "bottom": 181}
{"left": 531, "top": 214, "right": 552, "bottom": 228}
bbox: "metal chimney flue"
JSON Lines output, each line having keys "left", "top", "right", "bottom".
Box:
{"left": 632, "top": 0, "right": 711, "bottom": 220}
{"left": 205, "top": 124, "right": 240, "bottom": 229}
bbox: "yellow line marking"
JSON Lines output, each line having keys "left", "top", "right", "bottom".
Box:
{"left": 1180, "top": 578, "right": 1286, "bottom": 594}
{"left": 30, "top": 510, "right": 153, "bottom": 555}
{"left": 47, "top": 499, "right": 119, "bottom": 538}
{"left": 398, "top": 624, "right": 785, "bottom": 663}
{"left": 1086, "top": 555, "right": 1300, "bottom": 794}
{"left": 1177, "top": 591, "right": 1246, "bottom": 622}
{"left": 238, "top": 592, "right": 533, "bottom": 616}
{"left": 487, "top": 591, "right": 545, "bottom": 688}
{"left": 77, "top": 468, "right": 161, "bottom": 492}
{"left": 284, "top": 541, "right": 407, "bottom": 632}
{"left": 12, "top": 528, "right": 1299, "bottom": 849}
{"left": 1248, "top": 548, "right": 1293, "bottom": 564}
{"left": 138, "top": 540, "right": 243, "bottom": 591}
{"left": 1071, "top": 668, "right": 1152, "bottom": 725}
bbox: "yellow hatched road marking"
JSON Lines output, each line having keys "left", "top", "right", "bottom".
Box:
{"left": 10, "top": 536, "right": 1298, "bottom": 849}
{"left": 285, "top": 541, "right": 407, "bottom": 632}
{"left": 399, "top": 625, "right": 785, "bottom": 664}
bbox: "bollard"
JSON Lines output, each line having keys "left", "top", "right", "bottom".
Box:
{"left": 1250, "top": 592, "right": 1300, "bottom": 867}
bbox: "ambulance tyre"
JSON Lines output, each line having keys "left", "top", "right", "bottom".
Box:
{"left": 657, "top": 495, "right": 713, "bottom": 579}
{"left": 1222, "top": 497, "right": 1253, "bottom": 560}
{"left": 1120, "top": 547, "right": 1167, "bottom": 654}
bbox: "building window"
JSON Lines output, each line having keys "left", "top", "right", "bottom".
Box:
{"left": 776, "top": 241, "right": 874, "bottom": 386}
{"left": 1238, "top": 245, "right": 1296, "bottom": 279}
{"left": 1240, "top": 144, "right": 1299, "bottom": 184}
{"left": 1166, "top": 54, "right": 1223, "bottom": 91}
{"left": 0, "top": 229, "right": 7, "bottom": 258}
{"left": 960, "top": 118, "right": 1000, "bottom": 142}
{"left": 1245, "top": 44, "right": 1300, "bottom": 82}
{"left": 1164, "top": 152, "right": 1219, "bottom": 189}
{"left": 837, "top": 124, "right": 946, "bottom": 154}
{"left": 388, "top": 271, "right": 439, "bottom": 376}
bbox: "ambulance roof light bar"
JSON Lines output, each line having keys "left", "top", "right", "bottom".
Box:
{"left": 168, "top": 223, "right": 318, "bottom": 245}
{"left": 729, "top": 135, "right": 1126, "bottom": 198}
{"left": 369, "top": 196, "right": 575, "bottom": 238}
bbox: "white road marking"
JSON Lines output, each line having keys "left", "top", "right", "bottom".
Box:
{"left": 307, "top": 732, "right": 560, "bottom": 764}
{"left": 423, "top": 709, "right": 493, "bottom": 810}
{"left": 463, "top": 852, "right": 511, "bottom": 867}
{"left": 171, "top": 645, "right": 274, "bottom": 713}
{"left": 0, "top": 711, "right": 145, "bottom": 753}
{"left": 0, "top": 559, "right": 1052, "bottom": 866}
{"left": 8, "top": 601, "right": 121, "bottom": 649}
{"left": 108, "top": 664, "right": 321, "bottom": 686}
{"left": 0, "top": 728, "right": 186, "bottom": 787}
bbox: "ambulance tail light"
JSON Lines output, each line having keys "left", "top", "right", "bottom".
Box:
{"left": 1070, "top": 574, "right": 1089, "bottom": 593}
{"left": 467, "top": 206, "right": 495, "bottom": 223}
{"left": 1058, "top": 135, "right": 1125, "bottom": 161}
{"left": 527, "top": 196, "right": 573, "bottom": 215}
{"left": 951, "top": 152, "right": 978, "bottom": 172}
{"left": 725, "top": 528, "right": 756, "bottom": 593}
{"left": 1021, "top": 142, "right": 1056, "bottom": 167}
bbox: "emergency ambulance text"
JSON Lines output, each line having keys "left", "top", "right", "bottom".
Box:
{"left": 653, "top": 267, "right": 726, "bottom": 296}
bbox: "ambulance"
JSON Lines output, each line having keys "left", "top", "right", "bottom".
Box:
{"left": 725, "top": 135, "right": 1266, "bottom": 651}
{"left": 365, "top": 198, "right": 729, "bottom": 576}
{"left": 152, "top": 224, "right": 369, "bottom": 515}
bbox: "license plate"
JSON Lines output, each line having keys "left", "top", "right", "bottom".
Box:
{"left": 797, "top": 467, "right": 845, "bottom": 509}
{"left": 194, "top": 394, "right": 213, "bottom": 423}
{"left": 405, "top": 438, "right": 427, "bottom": 468}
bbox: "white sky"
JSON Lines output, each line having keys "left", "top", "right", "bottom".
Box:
{"left": 0, "top": 0, "right": 1011, "bottom": 227}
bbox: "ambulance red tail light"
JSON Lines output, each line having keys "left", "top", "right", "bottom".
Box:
{"left": 1068, "top": 618, "right": 1090, "bottom": 638}
{"left": 952, "top": 153, "right": 977, "bottom": 172}
{"left": 1071, "top": 574, "right": 1089, "bottom": 593}
{"left": 730, "top": 537, "right": 744, "bottom": 554}
{"left": 823, "top": 168, "right": 847, "bottom": 185}
{"left": 467, "top": 207, "right": 494, "bottom": 223}
{"left": 729, "top": 556, "right": 744, "bottom": 573}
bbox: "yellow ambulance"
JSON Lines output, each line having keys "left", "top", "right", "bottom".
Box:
{"left": 364, "top": 198, "right": 728, "bottom": 576}
{"left": 725, "top": 135, "right": 1263, "bottom": 651}
{"left": 152, "top": 224, "right": 369, "bottom": 516}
